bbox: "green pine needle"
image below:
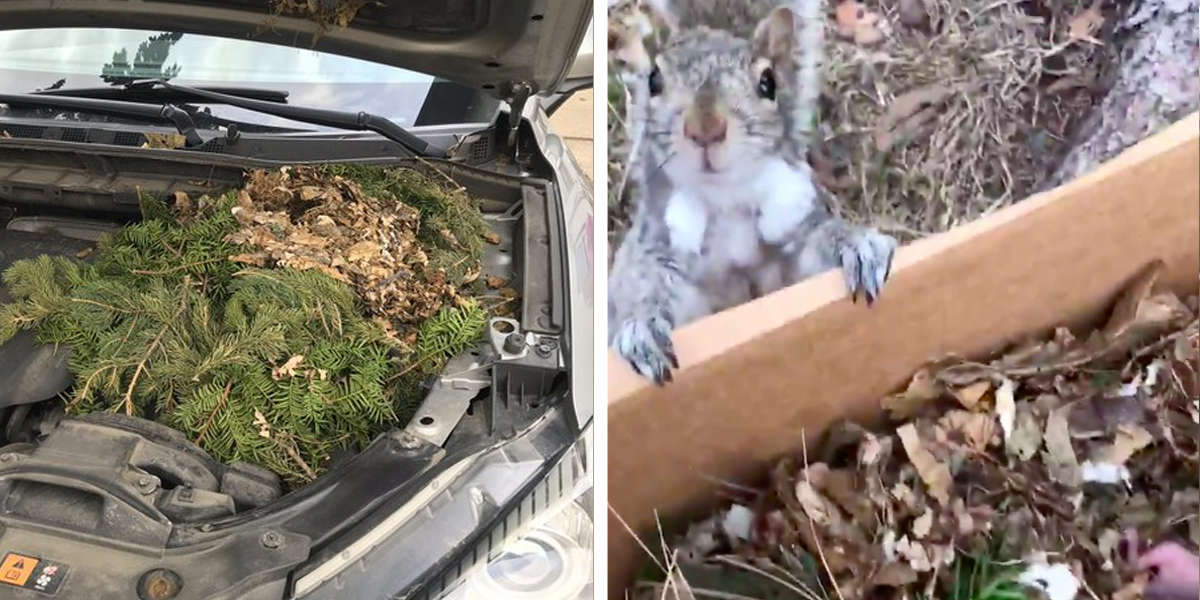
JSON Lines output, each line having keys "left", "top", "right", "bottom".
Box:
{"left": 0, "top": 167, "right": 489, "bottom": 486}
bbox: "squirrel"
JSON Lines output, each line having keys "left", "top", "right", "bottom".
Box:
{"left": 608, "top": 1, "right": 897, "bottom": 384}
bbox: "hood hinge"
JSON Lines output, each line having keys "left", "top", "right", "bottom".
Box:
{"left": 502, "top": 81, "right": 533, "bottom": 159}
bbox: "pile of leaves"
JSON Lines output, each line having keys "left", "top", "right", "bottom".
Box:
{"left": 0, "top": 165, "right": 491, "bottom": 485}
{"left": 636, "top": 261, "right": 1199, "bottom": 600}
{"left": 607, "top": 0, "right": 1114, "bottom": 250}
{"left": 220, "top": 165, "right": 487, "bottom": 344}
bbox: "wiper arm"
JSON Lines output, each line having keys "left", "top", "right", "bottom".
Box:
{"left": 0, "top": 93, "right": 204, "bottom": 147}
{"left": 157, "top": 81, "right": 447, "bottom": 158}
{"left": 34, "top": 85, "right": 290, "bottom": 104}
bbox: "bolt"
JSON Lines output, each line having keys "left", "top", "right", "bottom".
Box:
{"left": 503, "top": 332, "right": 525, "bottom": 354}
{"left": 137, "top": 568, "right": 182, "bottom": 600}
{"left": 198, "top": 523, "right": 213, "bottom": 532}
{"left": 391, "top": 430, "right": 422, "bottom": 450}
{"left": 260, "top": 531, "right": 282, "bottom": 549}
{"left": 138, "top": 476, "right": 152, "bottom": 487}
{"left": 0, "top": 453, "right": 12, "bottom": 463}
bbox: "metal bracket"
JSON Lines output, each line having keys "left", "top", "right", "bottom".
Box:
{"left": 405, "top": 346, "right": 493, "bottom": 447}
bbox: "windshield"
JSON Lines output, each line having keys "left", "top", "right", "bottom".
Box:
{"left": 0, "top": 28, "right": 501, "bottom": 130}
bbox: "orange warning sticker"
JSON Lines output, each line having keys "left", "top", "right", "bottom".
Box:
{"left": 0, "top": 553, "right": 38, "bottom": 587}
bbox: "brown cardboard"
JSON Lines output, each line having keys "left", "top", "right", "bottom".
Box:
{"left": 607, "top": 113, "right": 1200, "bottom": 595}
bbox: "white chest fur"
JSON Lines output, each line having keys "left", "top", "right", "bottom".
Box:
{"left": 664, "top": 157, "right": 817, "bottom": 266}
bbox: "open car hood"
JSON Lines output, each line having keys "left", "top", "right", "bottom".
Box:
{"left": 0, "top": 0, "right": 591, "bottom": 97}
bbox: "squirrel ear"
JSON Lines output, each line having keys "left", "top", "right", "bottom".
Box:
{"left": 752, "top": 6, "right": 797, "bottom": 65}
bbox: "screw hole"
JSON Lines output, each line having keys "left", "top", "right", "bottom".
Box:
{"left": 531, "top": 14, "right": 543, "bottom": 20}
{"left": 485, "top": 61, "right": 501, "bottom": 68}
{"left": 493, "top": 320, "right": 515, "bottom": 334}
{"left": 419, "top": 416, "right": 434, "bottom": 426}
{"left": 482, "top": 83, "right": 495, "bottom": 89}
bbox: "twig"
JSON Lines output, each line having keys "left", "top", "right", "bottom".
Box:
{"left": 800, "top": 430, "right": 845, "bottom": 600}
{"left": 710, "top": 556, "right": 824, "bottom": 600}
{"left": 281, "top": 436, "right": 318, "bottom": 481}
{"left": 633, "top": 583, "right": 760, "bottom": 600}
{"left": 193, "top": 380, "right": 233, "bottom": 446}
{"left": 71, "top": 297, "right": 133, "bottom": 313}
{"left": 412, "top": 156, "right": 467, "bottom": 193}
{"left": 269, "top": 431, "right": 318, "bottom": 481}
{"left": 609, "top": 504, "right": 668, "bottom": 574}
{"left": 122, "top": 287, "right": 188, "bottom": 415}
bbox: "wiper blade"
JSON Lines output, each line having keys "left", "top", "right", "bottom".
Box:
{"left": 157, "top": 81, "right": 448, "bottom": 158}
{"left": 34, "top": 85, "right": 289, "bottom": 104}
{"left": 0, "top": 93, "right": 204, "bottom": 147}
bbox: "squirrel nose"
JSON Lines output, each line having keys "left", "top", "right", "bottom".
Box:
{"left": 684, "top": 112, "right": 727, "bottom": 148}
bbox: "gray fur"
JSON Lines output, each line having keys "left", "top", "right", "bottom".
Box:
{"left": 610, "top": 5, "right": 896, "bottom": 384}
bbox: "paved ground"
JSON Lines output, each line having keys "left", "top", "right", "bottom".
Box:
{"left": 547, "top": 89, "right": 594, "bottom": 183}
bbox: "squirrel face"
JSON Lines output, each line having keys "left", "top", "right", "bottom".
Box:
{"left": 644, "top": 7, "right": 799, "bottom": 187}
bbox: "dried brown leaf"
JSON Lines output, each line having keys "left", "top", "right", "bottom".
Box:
{"left": 271, "top": 354, "right": 305, "bottom": 380}
{"left": 952, "top": 380, "right": 991, "bottom": 410}
{"left": 883, "top": 368, "right": 943, "bottom": 418}
{"left": 911, "top": 508, "right": 933, "bottom": 539}
{"left": 897, "top": 423, "right": 951, "bottom": 505}
{"left": 795, "top": 480, "right": 840, "bottom": 526}
{"left": 1043, "top": 403, "right": 1082, "bottom": 487}
{"left": 345, "top": 240, "right": 380, "bottom": 262}
{"left": 482, "top": 231, "right": 501, "bottom": 244}
{"left": 938, "top": 410, "right": 996, "bottom": 451}
{"left": 1098, "top": 424, "right": 1153, "bottom": 465}
{"left": 1007, "top": 401, "right": 1044, "bottom": 460}
{"left": 143, "top": 132, "right": 187, "bottom": 149}
{"left": 253, "top": 409, "right": 271, "bottom": 438}
{"left": 288, "top": 230, "right": 328, "bottom": 249}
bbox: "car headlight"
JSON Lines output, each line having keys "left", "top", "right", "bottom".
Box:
{"left": 292, "top": 408, "right": 592, "bottom": 600}
{"left": 449, "top": 489, "right": 593, "bottom": 600}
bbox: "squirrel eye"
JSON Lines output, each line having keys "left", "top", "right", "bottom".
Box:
{"left": 648, "top": 65, "right": 664, "bottom": 96}
{"left": 757, "top": 68, "right": 776, "bottom": 100}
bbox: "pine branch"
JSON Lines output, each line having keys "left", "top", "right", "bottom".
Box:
{"left": 131, "top": 258, "right": 224, "bottom": 275}
{"left": 193, "top": 380, "right": 233, "bottom": 446}
{"left": 122, "top": 279, "right": 188, "bottom": 415}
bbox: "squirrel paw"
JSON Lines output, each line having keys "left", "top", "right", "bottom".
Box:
{"left": 838, "top": 229, "right": 896, "bottom": 305}
{"left": 612, "top": 313, "right": 679, "bottom": 384}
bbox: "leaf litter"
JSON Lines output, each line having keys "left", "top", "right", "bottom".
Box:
{"left": 207, "top": 164, "right": 487, "bottom": 345}
{"left": 635, "top": 262, "right": 1199, "bottom": 599}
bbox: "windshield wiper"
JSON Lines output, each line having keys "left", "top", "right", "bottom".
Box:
{"left": 0, "top": 93, "right": 204, "bottom": 147}
{"left": 34, "top": 85, "right": 290, "bottom": 105}
{"left": 157, "top": 81, "right": 448, "bottom": 158}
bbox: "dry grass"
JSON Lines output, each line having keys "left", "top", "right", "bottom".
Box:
{"left": 816, "top": 0, "right": 1109, "bottom": 239}
{"left": 607, "top": 0, "right": 1114, "bottom": 248}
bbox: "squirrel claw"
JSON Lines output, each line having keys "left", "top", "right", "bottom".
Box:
{"left": 613, "top": 314, "right": 678, "bottom": 384}
{"left": 839, "top": 229, "right": 897, "bottom": 306}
